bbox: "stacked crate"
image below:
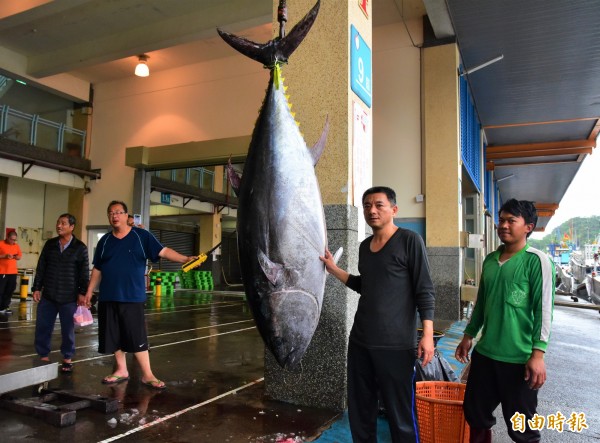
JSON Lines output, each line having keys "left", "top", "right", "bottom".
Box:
{"left": 178, "top": 270, "right": 195, "bottom": 289}
{"left": 178, "top": 270, "right": 214, "bottom": 290}
{"left": 149, "top": 271, "right": 177, "bottom": 295}
{"left": 194, "top": 270, "right": 214, "bottom": 290}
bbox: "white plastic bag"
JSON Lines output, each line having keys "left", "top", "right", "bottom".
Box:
{"left": 74, "top": 306, "right": 93, "bottom": 327}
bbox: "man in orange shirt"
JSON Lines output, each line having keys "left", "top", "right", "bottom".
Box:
{"left": 0, "top": 230, "right": 22, "bottom": 315}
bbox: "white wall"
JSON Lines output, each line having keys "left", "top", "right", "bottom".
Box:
{"left": 43, "top": 184, "right": 69, "bottom": 238}
{"left": 5, "top": 178, "right": 69, "bottom": 268}
{"left": 373, "top": 19, "right": 423, "bottom": 218}
{"left": 85, "top": 54, "right": 269, "bottom": 233}
{"left": 3, "top": 18, "right": 426, "bottom": 240}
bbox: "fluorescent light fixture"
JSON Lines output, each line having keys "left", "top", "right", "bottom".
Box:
{"left": 496, "top": 173, "right": 514, "bottom": 183}
{"left": 461, "top": 54, "right": 504, "bottom": 76}
{"left": 135, "top": 55, "right": 149, "bottom": 77}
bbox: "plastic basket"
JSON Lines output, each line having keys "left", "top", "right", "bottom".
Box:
{"left": 415, "top": 381, "right": 470, "bottom": 443}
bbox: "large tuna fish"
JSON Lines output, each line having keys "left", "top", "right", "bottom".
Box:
{"left": 218, "top": 0, "right": 328, "bottom": 369}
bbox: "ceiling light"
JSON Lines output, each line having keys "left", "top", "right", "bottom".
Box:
{"left": 135, "top": 55, "right": 149, "bottom": 77}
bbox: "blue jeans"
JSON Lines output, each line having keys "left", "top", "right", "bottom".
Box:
{"left": 35, "top": 298, "right": 78, "bottom": 360}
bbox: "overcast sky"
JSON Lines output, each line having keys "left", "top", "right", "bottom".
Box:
{"left": 530, "top": 150, "right": 600, "bottom": 240}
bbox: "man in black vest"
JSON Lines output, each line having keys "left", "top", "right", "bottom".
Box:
{"left": 33, "top": 213, "right": 89, "bottom": 372}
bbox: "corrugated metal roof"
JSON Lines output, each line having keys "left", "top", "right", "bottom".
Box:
{"left": 445, "top": 0, "right": 600, "bottom": 230}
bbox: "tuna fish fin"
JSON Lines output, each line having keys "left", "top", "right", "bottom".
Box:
{"left": 217, "top": 0, "right": 321, "bottom": 67}
{"left": 332, "top": 247, "right": 343, "bottom": 265}
{"left": 258, "top": 249, "right": 284, "bottom": 286}
{"left": 226, "top": 157, "right": 241, "bottom": 196}
{"left": 309, "top": 115, "right": 329, "bottom": 166}
{"left": 324, "top": 247, "right": 344, "bottom": 275}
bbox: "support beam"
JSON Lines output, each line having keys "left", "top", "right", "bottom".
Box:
{"left": 487, "top": 158, "right": 583, "bottom": 169}
{"left": 534, "top": 202, "right": 559, "bottom": 211}
{"left": 536, "top": 209, "right": 555, "bottom": 217}
{"left": 534, "top": 202, "right": 559, "bottom": 218}
{"left": 483, "top": 116, "right": 599, "bottom": 129}
{"left": 588, "top": 118, "right": 600, "bottom": 141}
{"left": 125, "top": 136, "right": 250, "bottom": 171}
{"left": 486, "top": 139, "right": 594, "bottom": 160}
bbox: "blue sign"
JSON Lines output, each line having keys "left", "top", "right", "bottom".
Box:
{"left": 160, "top": 192, "right": 171, "bottom": 204}
{"left": 350, "top": 25, "right": 372, "bottom": 108}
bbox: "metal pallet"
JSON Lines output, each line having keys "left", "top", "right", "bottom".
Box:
{"left": 0, "top": 362, "right": 118, "bottom": 427}
{"left": 0, "top": 388, "right": 119, "bottom": 427}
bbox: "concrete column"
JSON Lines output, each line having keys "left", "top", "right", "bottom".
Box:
{"left": 264, "top": 0, "right": 371, "bottom": 410}
{"left": 132, "top": 169, "right": 152, "bottom": 227}
{"left": 422, "top": 43, "right": 463, "bottom": 320}
{"left": 68, "top": 189, "right": 85, "bottom": 239}
{"left": 198, "top": 213, "right": 222, "bottom": 285}
{"left": 196, "top": 166, "right": 223, "bottom": 284}
{"left": 0, "top": 176, "right": 7, "bottom": 236}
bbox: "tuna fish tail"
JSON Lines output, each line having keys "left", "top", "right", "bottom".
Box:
{"left": 217, "top": 0, "right": 321, "bottom": 68}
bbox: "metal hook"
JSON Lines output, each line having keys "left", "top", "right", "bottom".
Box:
{"left": 278, "top": 0, "right": 287, "bottom": 38}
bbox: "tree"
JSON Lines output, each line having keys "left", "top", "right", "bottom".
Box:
{"left": 529, "top": 216, "right": 600, "bottom": 251}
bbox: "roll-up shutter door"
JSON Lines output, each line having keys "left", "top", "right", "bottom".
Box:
{"left": 149, "top": 228, "right": 195, "bottom": 272}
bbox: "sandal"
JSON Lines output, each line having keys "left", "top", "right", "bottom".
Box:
{"left": 102, "top": 374, "right": 130, "bottom": 385}
{"left": 61, "top": 362, "right": 73, "bottom": 373}
{"left": 142, "top": 379, "right": 166, "bottom": 390}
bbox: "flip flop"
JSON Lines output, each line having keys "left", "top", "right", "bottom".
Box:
{"left": 102, "top": 374, "right": 130, "bottom": 385}
{"left": 61, "top": 362, "right": 73, "bottom": 373}
{"left": 142, "top": 379, "right": 166, "bottom": 390}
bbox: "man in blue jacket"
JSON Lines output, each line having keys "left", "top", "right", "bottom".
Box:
{"left": 33, "top": 213, "right": 89, "bottom": 372}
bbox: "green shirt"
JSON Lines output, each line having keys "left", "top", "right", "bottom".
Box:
{"left": 464, "top": 244, "right": 555, "bottom": 364}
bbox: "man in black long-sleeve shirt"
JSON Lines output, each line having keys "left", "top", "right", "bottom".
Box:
{"left": 321, "top": 186, "right": 436, "bottom": 443}
{"left": 32, "top": 213, "right": 89, "bottom": 372}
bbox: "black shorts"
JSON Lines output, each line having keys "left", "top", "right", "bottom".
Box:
{"left": 98, "top": 302, "right": 148, "bottom": 354}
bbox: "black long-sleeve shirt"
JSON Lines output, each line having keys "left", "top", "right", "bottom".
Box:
{"left": 346, "top": 228, "right": 436, "bottom": 350}
{"left": 32, "top": 236, "right": 89, "bottom": 304}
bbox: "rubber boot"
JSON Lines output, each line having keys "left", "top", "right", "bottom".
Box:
{"left": 470, "top": 428, "right": 492, "bottom": 443}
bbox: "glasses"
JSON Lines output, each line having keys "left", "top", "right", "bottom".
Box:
{"left": 107, "top": 211, "right": 127, "bottom": 217}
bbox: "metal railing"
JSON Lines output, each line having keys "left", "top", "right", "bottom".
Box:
{"left": 154, "top": 167, "right": 215, "bottom": 191}
{"left": 0, "top": 104, "right": 86, "bottom": 157}
{"left": 153, "top": 167, "right": 237, "bottom": 197}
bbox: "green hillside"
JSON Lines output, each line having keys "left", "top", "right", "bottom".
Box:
{"left": 529, "top": 215, "right": 600, "bottom": 251}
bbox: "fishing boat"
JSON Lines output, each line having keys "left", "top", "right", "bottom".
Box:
{"left": 585, "top": 272, "right": 600, "bottom": 306}
{"left": 569, "top": 237, "right": 600, "bottom": 304}
{"left": 556, "top": 264, "right": 576, "bottom": 294}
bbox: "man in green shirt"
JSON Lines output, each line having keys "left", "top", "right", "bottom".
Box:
{"left": 455, "top": 199, "right": 554, "bottom": 443}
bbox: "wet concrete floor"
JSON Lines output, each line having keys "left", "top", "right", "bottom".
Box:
{"left": 0, "top": 291, "right": 599, "bottom": 442}
{"left": 487, "top": 294, "right": 600, "bottom": 443}
{"left": 0, "top": 290, "right": 339, "bottom": 442}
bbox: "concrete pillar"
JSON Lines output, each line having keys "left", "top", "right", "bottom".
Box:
{"left": 195, "top": 166, "right": 223, "bottom": 284}
{"left": 0, "top": 176, "right": 7, "bottom": 236}
{"left": 264, "top": 0, "right": 371, "bottom": 411}
{"left": 132, "top": 169, "right": 152, "bottom": 228}
{"left": 68, "top": 189, "right": 85, "bottom": 239}
{"left": 422, "top": 43, "right": 463, "bottom": 320}
{"left": 198, "top": 212, "right": 222, "bottom": 285}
